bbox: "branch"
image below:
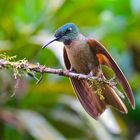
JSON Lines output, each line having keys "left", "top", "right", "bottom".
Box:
{"left": 0, "top": 59, "right": 95, "bottom": 80}
{"left": 0, "top": 58, "right": 117, "bottom": 87}
{"left": 0, "top": 55, "right": 125, "bottom": 99}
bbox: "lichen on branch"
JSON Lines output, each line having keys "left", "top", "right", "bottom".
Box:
{"left": 0, "top": 54, "right": 117, "bottom": 88}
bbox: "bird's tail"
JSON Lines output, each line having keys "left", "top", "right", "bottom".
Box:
{"left": 70, "top": 78, "right": 127, "bottom": 119}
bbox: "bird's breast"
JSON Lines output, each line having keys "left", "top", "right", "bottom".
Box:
{"left": 65, "top": 38, "right": 99, "bottom": 74}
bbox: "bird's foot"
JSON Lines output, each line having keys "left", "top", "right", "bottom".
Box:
{"left": 109, "top": 75, "right": 116, "bottom": 82}
{"left": 87, "top": 71, "right": 99, "bottom": 81}
{"left": 87, "top": 72, "right": 104, "bottom": 87}
{"left": 87, "top": 76, "right": 98, "bottom": 86}
{"left": 104, "top": 75, "right": 117, "bottom": 86}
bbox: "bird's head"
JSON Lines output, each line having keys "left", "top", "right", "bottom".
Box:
{"left": 42, "top": 23, "right": 79, "bottom": 48}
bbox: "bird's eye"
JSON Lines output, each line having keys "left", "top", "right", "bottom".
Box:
{"left": 66, "top": 27, "right": 72, "bottom": 32}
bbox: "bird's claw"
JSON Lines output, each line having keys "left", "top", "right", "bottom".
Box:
{"left": 104, "top": 75, "right": 117, "bottom": 86}
{"left": 109, "top": 75, "right": 116, "bottom": 82}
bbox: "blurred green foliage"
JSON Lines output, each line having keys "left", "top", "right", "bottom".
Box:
{"left": 0, "top": 0, "right": 140, "bottom": 140}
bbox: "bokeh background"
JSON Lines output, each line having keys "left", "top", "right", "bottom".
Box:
{"left": 0, "top": 0, "right": 140, "bottom": 140}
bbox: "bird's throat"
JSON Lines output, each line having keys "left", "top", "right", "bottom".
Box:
{"left": 64, "top": 40, "right": 72, "bottom": 46}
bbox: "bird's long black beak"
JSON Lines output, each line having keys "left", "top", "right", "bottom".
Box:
{"left": 42, "top": 36, "right": 60, "bottom": 49}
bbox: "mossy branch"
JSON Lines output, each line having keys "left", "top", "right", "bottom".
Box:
{"left": 0, "top": 55, "right": 117, "bottom": 86}
{"left": 0, "top": 58, "right": 95, "bottom": 80}
{"left": 0, "top": 55, "right": 125, "bottom": 99}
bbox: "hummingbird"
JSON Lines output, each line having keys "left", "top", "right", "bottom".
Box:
{"left": 43, "top": 23, "right": 135, "bottom": 119}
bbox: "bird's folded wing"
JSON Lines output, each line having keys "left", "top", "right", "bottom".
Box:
{"left": 87, "top": 39, "right": 135, "bottom": 109}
